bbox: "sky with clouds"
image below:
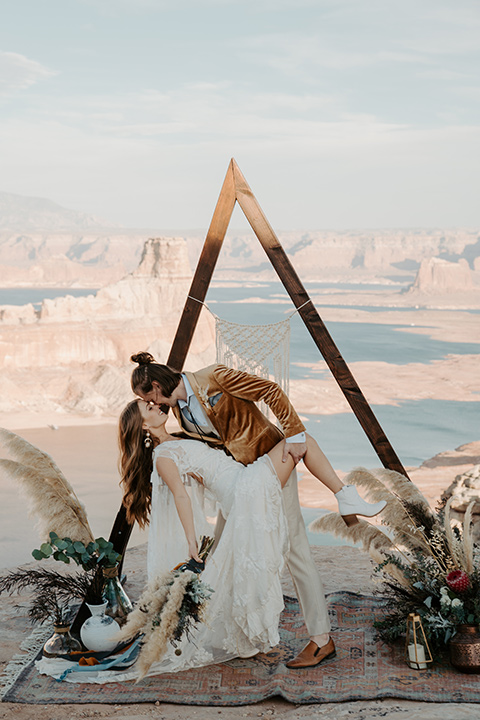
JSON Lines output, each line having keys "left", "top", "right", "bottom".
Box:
{"left": 1, "top": 0, "right": 479, "bottom": 229}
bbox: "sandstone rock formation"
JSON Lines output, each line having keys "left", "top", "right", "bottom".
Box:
{"left": 0, "top": 232, "right": 147, "bottom": 287}
{"left": 1, "top": 222, "right": 480, "bottom": 286}
{"left": 410, "top": 257, "right": 474, "bottom": 293}
{"left": 37, "top": 237, "right": 192, "bottom": 324}
{"left": 0, "top": 237, "right": 215, "bottom": 419}
{"left": 203, "top": 228, "right": 480, "bottom": 281}
{"left": 0, "top": 256, "right": 126, "bottom": 288}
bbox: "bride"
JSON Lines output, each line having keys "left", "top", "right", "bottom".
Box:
{"left": 115, "top": 398, "right": 385, "bottom": 675}
{"left": 36, "top": 397, "right": 384, "bottom": 683}
{"left": 120, "top": 398, "right": 293, "bottom": 668}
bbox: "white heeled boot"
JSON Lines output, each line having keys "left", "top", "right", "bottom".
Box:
{"left": 335, "top": 485, "right": 386, "bottom": 526}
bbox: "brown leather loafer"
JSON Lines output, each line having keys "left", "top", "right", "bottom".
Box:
{"left": 285, "top": 638, "right": 336, "bottom": 669}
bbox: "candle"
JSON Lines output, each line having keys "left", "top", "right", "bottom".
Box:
{"left": 408, "top": 643, "right": 427, "bottom": 669}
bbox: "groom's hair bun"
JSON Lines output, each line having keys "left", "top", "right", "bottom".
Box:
{"left": 131, "top": 351, "right": 155, "bottom": 366}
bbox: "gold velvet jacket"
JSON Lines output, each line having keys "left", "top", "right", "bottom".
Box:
{"left": 172, "top": 364, "right": 305, "bottom": 465}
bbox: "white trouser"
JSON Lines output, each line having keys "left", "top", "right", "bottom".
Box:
{"left": 281, "top": 469, "right": 331, "bottom": 636}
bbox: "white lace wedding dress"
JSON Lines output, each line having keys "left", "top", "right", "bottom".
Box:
{"left": 36, "top": 438, "right": 289, "bottom": 683}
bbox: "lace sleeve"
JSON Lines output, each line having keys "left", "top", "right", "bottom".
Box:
{"left": 152, "top": 442, "right": 191, "bottom": 486}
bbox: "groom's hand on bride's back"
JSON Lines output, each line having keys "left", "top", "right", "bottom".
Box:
{"left": 282, "top": 441, "right": 307, "bottom": 465}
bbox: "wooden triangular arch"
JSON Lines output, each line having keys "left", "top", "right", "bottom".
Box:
{"left": 72, "top": 158, "right": 409, "bottom": 631}
{"left": 109, "top": 157, "right": 408, "bottom": 550}
{"left": 168, "top": 158, "right": 408, "bottom": 471}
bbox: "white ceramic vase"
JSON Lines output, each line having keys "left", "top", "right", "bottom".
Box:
{"left": 80, "top": 602, "right": 119, "bottom": 652}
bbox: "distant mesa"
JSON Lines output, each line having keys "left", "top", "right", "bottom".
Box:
{"left": 35, "top": 237, "right": 193, "bottom": 324}
{"left": 410, "top": 257, "right": 474, "bottom": 294}
{"left": 132, "top": 236, "right": 191, "bottom": 280}
{"left": 1, "top": 190, "right": 480, "bottom": 286}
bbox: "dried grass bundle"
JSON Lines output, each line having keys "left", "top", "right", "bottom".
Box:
{"left": 310, "top": 512, "right": 393, "bottom": 555}
{"left": 118, "top": 537, "right": 215, "bottom": 679}
{"left": 115, "top": 572, "right": 173, "bottom": 642}
{"left": 0, "top": 428, "right": 70, "bottom": 484}
{"left": 135, "top": 572, "right": 194, "bottom": 680}
{"left": 343, "top": 467, "right": 394, "bottom": 504}
{"left": 352, "top": 467, "right": 435, "bottom": 553}
{"left": 322, "top": 467, "right": 433, "bottom": 555}
{"left": 444, "top": 497, "right": 464, "bottom": 569}
{"left": 0, "top": 428, "right": 93, "bottom": 545}
{"left": 310, "top": 513, "right": 411, "bottom": 586}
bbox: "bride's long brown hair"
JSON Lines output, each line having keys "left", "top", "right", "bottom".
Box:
{"left": 118, "top": 400, "right": 153, "bottom": 528}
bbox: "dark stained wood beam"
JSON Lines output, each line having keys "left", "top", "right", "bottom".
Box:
{"left": 167, "top": 161, "right": 236, "bottom": 370}
{"left": 93, "top": 157, "right": 410, "bottom": 634}
{"left": 232, "top": 159, "right": 409, "bottom": 478}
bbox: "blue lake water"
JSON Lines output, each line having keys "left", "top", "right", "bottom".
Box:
{"left": 206, "top": 282, "right": 480, "bottom": 372}
{"left": 303, "top": 401, "right": 480, "bottom": 470}
{"left": 0, "top": 287, "right": 97, "bottom": 308}
{"left": 0, "top": 283, "right": 478, "bottom": 559}
{"left": 206, "top": 281, "right": 479, "bottom": 472}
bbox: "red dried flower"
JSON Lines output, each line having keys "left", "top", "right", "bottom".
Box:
{"left": 446, "top": 570, "right": 470, "bottom": 593}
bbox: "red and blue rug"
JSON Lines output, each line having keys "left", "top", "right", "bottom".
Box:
{"left": 3, "top": 592, "right": 480, "bottom": 705}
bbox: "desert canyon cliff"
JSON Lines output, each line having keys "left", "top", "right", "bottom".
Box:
{"left": 1, "top": 189, "right": 480, "bottom": 289}
{"left": 0, "top": 236, "right": 215, "bottom": 420}
{"left": 0, "top": 190, "right": 479, "bottom": 426}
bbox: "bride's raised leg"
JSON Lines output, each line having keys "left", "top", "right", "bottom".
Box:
{"left": 267, "top": 435, "right": 386, "bottom": 522}
{"left": 302, "top": 434, "right": 386, "bottom": 521}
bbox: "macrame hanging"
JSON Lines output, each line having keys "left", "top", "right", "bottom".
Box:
{"left": 187, "top": 295, "right": 305, "bottom": 421}
{"left": 214, "top": 314, "right": 291, "bottom": 420}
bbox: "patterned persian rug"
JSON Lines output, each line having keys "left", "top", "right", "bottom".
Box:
{"left": 3, "top": 591, "right": 480, "bottom": 705}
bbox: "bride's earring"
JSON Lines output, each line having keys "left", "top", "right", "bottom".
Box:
{"left": 144, "top": 429, "right": 152, "bottom": 448}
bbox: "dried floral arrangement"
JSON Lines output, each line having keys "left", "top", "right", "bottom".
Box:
{"left": 117, "top": 536, "right": 215, "bottom": 679}
{"left": 310, "top": 467, "right": 480, "bottom": 649}
{"left": 0, "top": 427, "right": 216, "bottom": 669}
{"left": 0, "top": 428, "right": 121, "bottom": 623}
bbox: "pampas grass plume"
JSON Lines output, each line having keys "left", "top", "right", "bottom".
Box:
{"left": 136, "top": 572, "right": 193, "bottom": 680}
{"left": 373, "top": 467, "right": 432, "bottom": 510}
{"left": 309, "top": 513, "right": 394, "bottom": 557}
{"left": 310, "top": 513, "right": 411, "bottom": 587}
{"left": 0, "top": 428, "right": 93, "bottom": 544}
{"left": 116, "top": 572, "right": 172, "bottom": 642}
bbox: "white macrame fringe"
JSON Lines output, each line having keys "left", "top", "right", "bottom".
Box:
{"left": 215, "top": 315, "right": 291, "bottom": 420}
{"left": 0, "top": 624, "right": 52, "bottom": 699}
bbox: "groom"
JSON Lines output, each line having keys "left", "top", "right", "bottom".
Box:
{"left": 131, "top": 354, "right": 337, "bottom": 668}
